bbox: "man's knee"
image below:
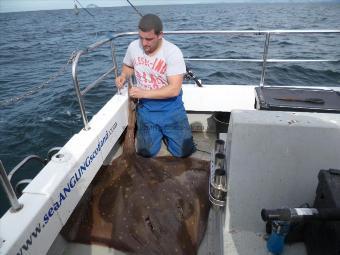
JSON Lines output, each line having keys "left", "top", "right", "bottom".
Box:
{"left": 136, "top": 122, "right": 162, "bottom": 157}
{"left": 137, "top": 147, "right": 159, "bottom": 157}
{"left": 137, "top": 137, "right": 161, "bottom": 157}
{"left": 168, "top": 138, "right": 196, "bottom": 158}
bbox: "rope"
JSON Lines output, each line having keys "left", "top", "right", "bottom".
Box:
{"left": 0, "top": 51, "right": 77, "bottom": 108}
{"left": 213, "top": 114, "right": 229, "bottom": 125}
{"left": 193, "top": 141, "right": 211, "bottom": 154}
{"left": 196, "top": 148, "right": 211, "bottom": 154}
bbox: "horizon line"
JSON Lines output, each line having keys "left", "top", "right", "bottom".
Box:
{"left": 1, "top": 0, "right": 339, "bottom": 14}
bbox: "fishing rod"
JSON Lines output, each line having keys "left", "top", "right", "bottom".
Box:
{"left": 126, "top": 0, "right": 143, "bottom": 17}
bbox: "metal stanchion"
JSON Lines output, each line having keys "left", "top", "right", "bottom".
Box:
{"left": 0, "top": 160, "right": 23, "bottom": 212}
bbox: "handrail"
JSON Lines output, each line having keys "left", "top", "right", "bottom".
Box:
{"left": 8, "top": 155, "right": 46, "bottom": 182}
{"left": 185, "top": 58, "right": 339, "bottom": 62}
{"left": 260, "top": 33, "right": 271, "bottom": 87}
{"left": 0, "top": 148, "right": 61, "bottom": 212}
{"left": 71, "top": 29, "right": 340, "bottom": 129}
{"left": 113, "top": 30, "right": 340, "bottom": 38}
{"left": 72, "top": 51, "right": 90, "bottom": 130}
{"left": 81, "top": 66, "right": 116, "bottom": 96}
{"left": 15, "top": 179, "right": 32, "bottom": 196}
{"left": 47, "top": 147, "right": 62, "bottom": 161}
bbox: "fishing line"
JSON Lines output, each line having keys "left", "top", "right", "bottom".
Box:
{"left": 73, "top": 0, "right": 99, "bottom": 39}
{"left": 126, "top": 0, "right": 143, "bottom": 17}
{"left": 74, "top": 0, "right": 95, "bottom": 18}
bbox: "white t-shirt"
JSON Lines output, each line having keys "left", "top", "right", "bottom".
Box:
{"left": 123, "top": 38, "right": 186, "bottom": 90}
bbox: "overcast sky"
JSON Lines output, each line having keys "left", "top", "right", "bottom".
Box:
{"left": 0, "top": 0, "right": 338, "bottom": 13}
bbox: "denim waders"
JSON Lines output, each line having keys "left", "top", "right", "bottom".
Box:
{"left": 136, "top": 105, "right": 195, "bottom": 157}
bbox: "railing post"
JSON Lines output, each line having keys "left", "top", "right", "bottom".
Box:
{"left": 260, "top": 32, "right": 271, "bottom": 87}
{"left": 0, "top": 160, "right": 23, "bottom": 212}
{"left": 72, "top": 52, "right": 90, "bottom": 130}
{"left": 110, "top": 40, "right": 119, "bottom": 79}
{"left": 111, "top": 40, "right": 121, "bottom": 94}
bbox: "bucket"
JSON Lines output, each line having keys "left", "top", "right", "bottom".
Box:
{"left": 213, "top": 112, "right": 230, "bottom": 135}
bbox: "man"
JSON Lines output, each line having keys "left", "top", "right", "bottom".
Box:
{"left": 115, "top": 14, "right": 195, "bottom": 158}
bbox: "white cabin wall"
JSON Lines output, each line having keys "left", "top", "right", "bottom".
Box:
{"left": 226, "top": 110, "right": 340, "bottom": 232}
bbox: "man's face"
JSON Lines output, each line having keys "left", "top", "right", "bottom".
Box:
{"left": 139, "top": 29, "right": 163, "bottom": 54}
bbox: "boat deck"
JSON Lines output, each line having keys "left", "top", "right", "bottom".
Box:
{"left": 48, "top": 108, "right": 340, "bottom": 255}
{"left": 158, "top": 130, "right": 216, "bottom": 161}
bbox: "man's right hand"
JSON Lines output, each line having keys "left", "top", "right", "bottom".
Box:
{"left": 115, "top": 75, "right": 126, "bottom": 89}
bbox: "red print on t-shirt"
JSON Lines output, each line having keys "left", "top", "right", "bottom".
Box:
{"left": 133, "top": 57, "right": 167, "bottom": 90}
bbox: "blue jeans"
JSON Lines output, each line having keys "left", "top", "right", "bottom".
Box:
{"left": 136, "top": 106, "right": 195, "bottom": 157}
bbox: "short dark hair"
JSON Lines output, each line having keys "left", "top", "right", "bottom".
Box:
{"left": 138, "top": 14, "right": 163, "bottom": 35}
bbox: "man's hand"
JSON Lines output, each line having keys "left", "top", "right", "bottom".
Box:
{"left": 115, "top": 75, "right": 126, "bottom": 89}
{"left": 129, "top": 87, "right": 146, "bottom": 99}
{"left": 116, "top": 65, "right": 134, "bottom": 89}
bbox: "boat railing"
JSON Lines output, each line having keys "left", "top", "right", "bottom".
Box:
{"left": 71, "top": 30, "right": 340, "bottom": 130}
{"left": 0, "top": 160, "right": 23, "bottom": 212}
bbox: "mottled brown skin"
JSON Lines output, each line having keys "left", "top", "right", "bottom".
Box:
{"left": 61, "top": 100, "right": 210, "bottom": 255}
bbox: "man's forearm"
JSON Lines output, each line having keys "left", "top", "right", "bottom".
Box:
{"left": 121, "top": 64, "right": 134, "bottom": 78}
{"left": 144, "top": 74, "right": 183, "bottom": 99}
